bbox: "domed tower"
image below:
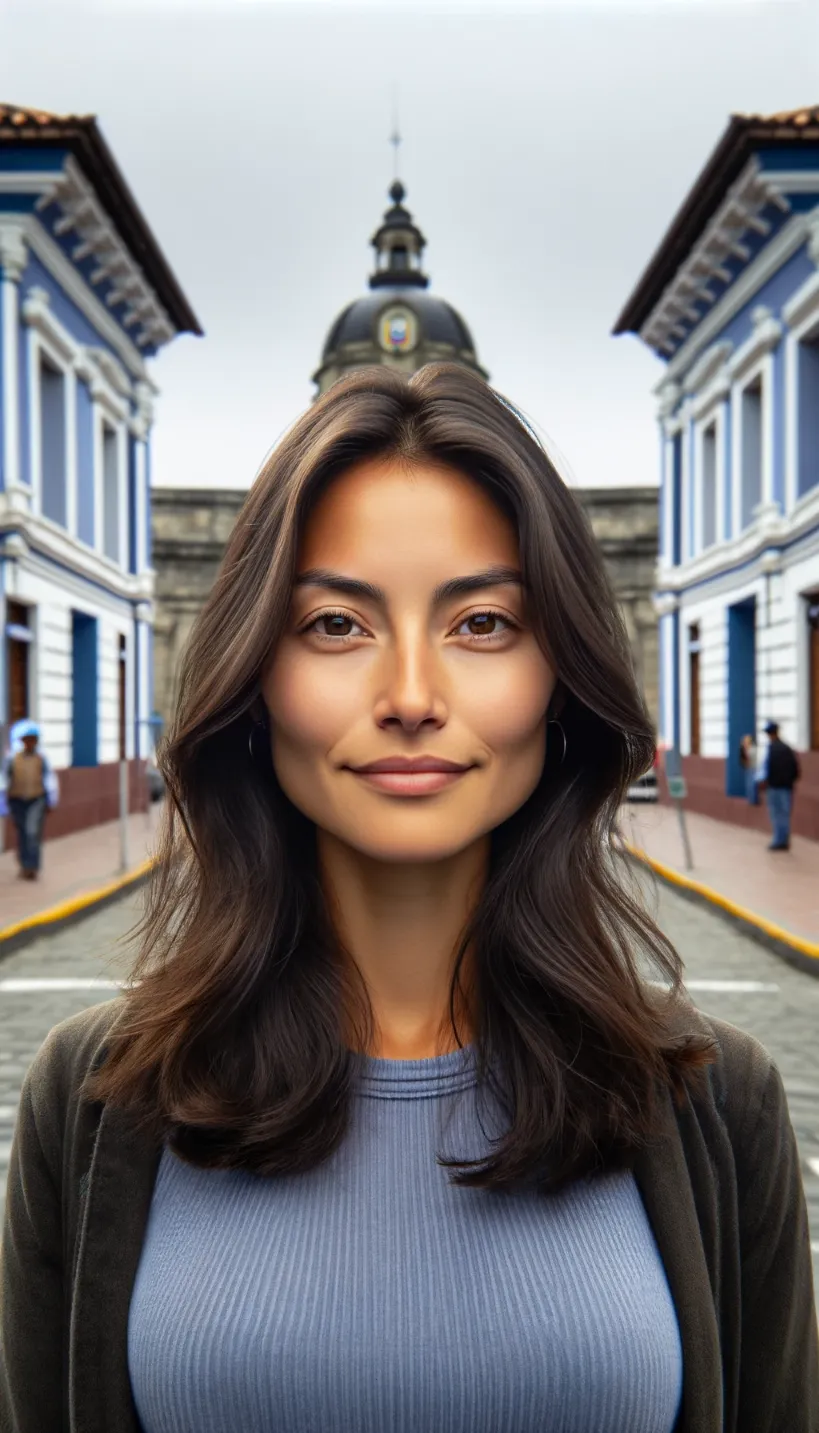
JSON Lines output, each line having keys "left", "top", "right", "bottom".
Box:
{"left": 312, "top": 179, "right": 489, "bottom": 396}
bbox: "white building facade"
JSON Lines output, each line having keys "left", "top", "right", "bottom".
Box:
{"left": 615, "top": 106, "right": 819, "bottom": 840}
{"left": 0, "top": 105, "right": 200, "bottom": 838}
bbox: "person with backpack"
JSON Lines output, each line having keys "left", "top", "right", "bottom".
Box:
{"left": 2, "top": 720, "right": 59, "bottom": 880}
{"left": 757, "top": 721, "right": 801, "bottom": 851}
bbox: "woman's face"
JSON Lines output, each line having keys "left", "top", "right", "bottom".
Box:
{"left": 261, "top": 457, "right": 557, "bottom": 864}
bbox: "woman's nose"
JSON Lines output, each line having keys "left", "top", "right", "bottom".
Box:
{"left": 372, "top": 633, "right": 448, "bottom": 732}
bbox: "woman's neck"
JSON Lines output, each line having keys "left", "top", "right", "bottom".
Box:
{"left": 319, "top": 831, "right": 487, "bottom": 1059}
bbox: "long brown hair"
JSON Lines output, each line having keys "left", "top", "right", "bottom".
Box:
{"left": 83, "top": 362, "right": 717, "bottom": 1193}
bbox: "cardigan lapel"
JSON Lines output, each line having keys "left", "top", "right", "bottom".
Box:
{"left": 632, "top": 1092, "right": 723, "bottom": 1433}
{"left": 69, "top": 1098, "right": 162, "bottom": 1433}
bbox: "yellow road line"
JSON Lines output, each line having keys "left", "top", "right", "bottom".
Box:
{"left": 0, "top": 858, "right": 156, "bottom": 946}
{"left": 624, "top": 840, "right": 819, "bottom": 961}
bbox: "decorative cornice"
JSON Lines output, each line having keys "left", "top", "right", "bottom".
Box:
{"left": 20, "top": 283, "right": 132, "bottom": 419}
{"left": 656, "top": 381, "right": 682, "bottom": 419}
{"left": 657, "top": 209, "right": 814, "bottom": 387}
{"left": 86, "top": 345, "right": 130, "bottom": 397}
{"left": 31, "top": 156, "right": 176, "bottom": 349}
{"left": 681, "top": 339, "right": 733, "bottom": 395}
{"left": 0, "top": 505, "right": 145, "bottom": 600}
{"left": 653, "top": 498, "right": 807, "bottom": 595}
{"left": 22, "top": 285, "right": 77, "bottom": 362}
{"left": 725, "top": 304, "right": 782, "bottom": 382}
{"left": 0, "top": 159, "right": 174, "bottom": 349}
{"left": 0, "top": 222, "right": 27, "bottom": 282}
{"left": 641, "top": 158, "right": 791, "bottom": 356}
{"left": 691, "top": 369, "right": 731, "bottom": 422}
{"left": 653, "top": 592, "right": 680, "bottom": 617}
{"left": 2, "top": 212, "right": 150, "bottom": 379}
{"left": 759, "top": 546, "right": 783, "bottom": 576}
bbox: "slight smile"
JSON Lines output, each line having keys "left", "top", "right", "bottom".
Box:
{"left": 345, "top": 757, "right": 474, "bottom": 797}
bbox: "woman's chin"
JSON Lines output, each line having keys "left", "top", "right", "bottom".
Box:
{"left": 329, "top": 824, "right": 486, "bottom": 867}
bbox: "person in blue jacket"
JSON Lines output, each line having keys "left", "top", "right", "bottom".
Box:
{"left": 756, "top": 720, "right": 801, "bottom": 851}
{"left": 1, "top": 720, "right": 58, "bottom": 880}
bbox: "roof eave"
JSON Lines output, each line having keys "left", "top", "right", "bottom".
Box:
{"left": 612, "top": 114, "right": 750, "bottom": 338}
{"left": 0, "top": 108, "right": 202, "bottom": 338}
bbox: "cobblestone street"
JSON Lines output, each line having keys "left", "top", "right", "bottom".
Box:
{"left": 0, "top": 877, "right": 817, "bottom": 1304}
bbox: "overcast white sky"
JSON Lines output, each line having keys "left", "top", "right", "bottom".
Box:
{"left": 2, "top": 0, "right": 818, "bottom": 491}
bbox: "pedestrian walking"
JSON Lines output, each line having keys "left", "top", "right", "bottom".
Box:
{"left": 757, "top": 720, "right": 801, "bottom": 851}
{"left": 1, "top": 720, "right": 59, "bottom": 880}
{"left": 738, "top": 733, "right": 758, "bottom": 804}
{"left": 2, "top": 365, "right": 816, "bottom": 1432}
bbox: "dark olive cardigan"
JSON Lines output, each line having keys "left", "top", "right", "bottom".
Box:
{"left": 1, "top": 996, "right": 817, "bottom": 1432}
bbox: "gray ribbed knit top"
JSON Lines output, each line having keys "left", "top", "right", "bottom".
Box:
{"left": 127, "top": 1043, "right": 683, "bottom": 1433}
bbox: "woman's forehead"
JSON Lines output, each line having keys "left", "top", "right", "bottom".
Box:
{"left": 299, "top": 459, "right": 518, "bottom": 564}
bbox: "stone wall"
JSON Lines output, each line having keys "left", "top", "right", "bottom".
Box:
{"left": 575, "top": 487, "right": 659, "bottom": 729}
{"left": 151, "top": 489, "right": 248, "bottom": 727}
{"left": 151, "top": 484, "right": 659, "bottom": 732}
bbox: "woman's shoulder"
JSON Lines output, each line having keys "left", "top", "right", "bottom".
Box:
{"left": 23, "top": 997, "right": 128, "bottom": 1117}
{"left": 657, "top": 992, "right": 785, "bottom": 1134}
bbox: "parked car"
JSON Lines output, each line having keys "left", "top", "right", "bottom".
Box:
{"left": 627, "top": 750, "right": 659, "bottom": 803}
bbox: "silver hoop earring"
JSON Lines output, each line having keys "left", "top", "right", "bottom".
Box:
{"left": 548, "top": 719, "right": 567, "bottom": 764}
{"left": 248, "top": 722, "right": 267, "bottom": 762}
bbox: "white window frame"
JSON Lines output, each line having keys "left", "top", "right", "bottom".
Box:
{"left": 660, "top": 418, "right": 683, "bottom": 568}
{"left": 691, "top": 402, "right": 726, "bottom": 555}
{"left": 26, "top": 325, "right": 77, "bottom": 535}
{"left": 20, "top": 284, "right": 136, "bottom": 574}
{"left": 92, "top": 383, "right": 130, "bottom": 571}
{"left": 730, "top": 358, "right": 773, "bottom": 539}
{"left": 783, "top": 306, "right": 819, "bottom": 515}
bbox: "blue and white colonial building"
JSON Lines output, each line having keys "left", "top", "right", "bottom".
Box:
{"left": 0, "top": 104, "right": 200, "bottom": 837}
{"left": 615, "top": 105, "right": 819, "bottom": 840}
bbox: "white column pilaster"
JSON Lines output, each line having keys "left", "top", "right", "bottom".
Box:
{"left": 117, "top": 421, "right": 128, "bottom": 570}
{"left": 92, "top": 393, "right": 104, "bottom": 552}
{"left": 761, "top": 349, "right": 776, "bottom": 509}
{"left": 65, "top": 367, "right": 78, "bottom": 536}
{"left": 134, "top": 434, "right": 148, "bottom": 572}
{"left": 0, "top": 224, "right": 28, "bottom": 510}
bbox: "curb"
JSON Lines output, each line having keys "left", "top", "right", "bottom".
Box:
{"left": 0, "top": 859, "right": 155, "bottom": 957}
{"left": 625, "top": 842, "right": 819, "bottom": 979}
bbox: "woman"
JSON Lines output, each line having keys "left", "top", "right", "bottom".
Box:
{"left": 739, "top": 733, "right": 759, "bottom": 806}
{"left": 1, "top": 365, "right": 816, "bottom": 1433}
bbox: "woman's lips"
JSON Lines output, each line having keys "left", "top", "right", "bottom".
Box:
{"left": 351, "top": 769, "right": 469, "bottom": 796}
{"left": 346, "top": 759, "right": 473, "bottom": 796}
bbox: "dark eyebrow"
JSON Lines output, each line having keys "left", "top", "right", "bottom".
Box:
{"left": 293, "top": 565, "right": 523, "bottom": 605}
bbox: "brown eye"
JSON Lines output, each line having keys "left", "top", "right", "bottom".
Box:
{"left": 319, "top": 614, "right": 355, "bottom": 637}
{"left": 467, "top": 612, "right": 498, "bottom": 636}
{"left": 305, "top": 611, "right": 367, "bottom": 641}
{"left": 453, "top": 610, "right": 515, "bottom": 642}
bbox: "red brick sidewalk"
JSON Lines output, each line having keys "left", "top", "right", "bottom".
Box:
{"left": 2, "top": 795, "right": 816, "bottom": 952}
{"left": 0, "top": 801, "right": 163, "bottom": 932}
{"left": 624, "top": 801, "right": 819, "bottom": 946}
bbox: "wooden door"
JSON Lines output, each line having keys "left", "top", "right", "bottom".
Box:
{"left": 8, "top": 640, "right": 28, "bottom": 724}
{"left": 6, "top": 600, "right": 30, "bottom": 725}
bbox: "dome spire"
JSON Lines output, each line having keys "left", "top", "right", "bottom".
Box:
{"left": 368, "top": 175, "right": 429, "bottom": 290}
{"left": 369, "top": 113, "right": 428, "bottom": 289}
